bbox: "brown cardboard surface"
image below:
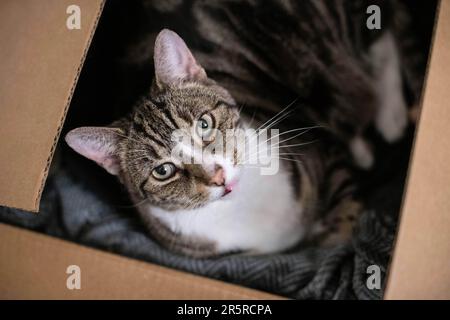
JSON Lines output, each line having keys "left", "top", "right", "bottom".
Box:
{"left": 0, "top": 223, "right": 281, "bottom": 299}
{"left": 384, "top": 0, "right": 450, "bottom": 300}
{"left": 0, "top": 0, "right": 448, "bottom": 300}
{"left": 0, "top": 0, "right": 104, "bottom": 212}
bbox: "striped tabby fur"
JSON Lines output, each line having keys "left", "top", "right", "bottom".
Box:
{"left": 64, "top": 0, "right": 428, "bottom": 257}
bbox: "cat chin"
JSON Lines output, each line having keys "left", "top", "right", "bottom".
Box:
{"left": 207, "top": 186, "right": 229, "bottom": 202}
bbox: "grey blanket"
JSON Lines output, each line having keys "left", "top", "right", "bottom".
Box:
{"left": 0, "top": 152, "right": 401, "bottom": 300}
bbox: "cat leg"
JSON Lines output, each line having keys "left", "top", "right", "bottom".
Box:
{"left": 350, "top": 135, "right": 374, "bottom": 169}
{"left": 369, "top": 32, "right": 408, "bottom": 143}
{"left": 312, "top": 199, "right": 363, "bottom": 247}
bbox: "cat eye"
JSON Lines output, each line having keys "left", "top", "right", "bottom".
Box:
{"left": 152, "top": 163, "right": 176, "bottom": 180}
{"left": 196, "top": 113, "right": 215, "bottom": 140}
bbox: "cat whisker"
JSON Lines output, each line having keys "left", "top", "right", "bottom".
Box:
{"left": 243, "top": 132, "right": 317, "bottom": 161}
{"left": 237, "top": 102, "right": 246, "bottom": 117}
{"left": 261, "top": 109, "right": 295, "bottom": 132}
{"left": 245, "top": 98, "right": 303, "bottom": 148}
{"left": 254, "top": 98, "right": 298, "bottom": 132}
{"left": 247, "top": 105, "right": 259, "bottom": 128}
{"left": 245, "top": 109, "right": 294, "bottom": 148}
{"left": 276, "top": 153, "right": 305, "bottom": 156}
{"left": 275, "top": 140, "right": 318, "bottom": 149}
{"left": 273, "top": 126, "right": 319, "bottom": 147}
{"left": 240, "top": 150, "right": 303, "bottom": 164}
{"left": 278, "top": 157, "right": 304, "bottom": 164}
{"left": 256, "top": 125, "right": 320, "bottom": 147}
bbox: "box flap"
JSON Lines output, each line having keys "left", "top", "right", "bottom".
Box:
{"left": 0, "top": 223, "right": 281, "bottom": 299}
{"left": 0, "top": 0, "right": 104, "bottom": 212}
{"left": 385, "top": 0, "right": 450, "bottom": 299}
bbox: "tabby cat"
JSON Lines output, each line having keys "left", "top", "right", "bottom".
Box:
{"left": 66, "top": 1, "right": 413, "bottom": 257}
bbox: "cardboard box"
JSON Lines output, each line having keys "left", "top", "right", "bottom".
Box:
{"left": 0, "top": 0, "right": 449, "bottom": 299}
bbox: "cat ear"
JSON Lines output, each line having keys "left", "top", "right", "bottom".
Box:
{"left": 154, "top": 29, "right": 207, "bottom": 87}
{"left": 65, "top": 127, "right": 122, "bottom": 175}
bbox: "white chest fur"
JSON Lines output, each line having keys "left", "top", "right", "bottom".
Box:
{"left": 143, "top": 164, "right": 306, "bottom": 254}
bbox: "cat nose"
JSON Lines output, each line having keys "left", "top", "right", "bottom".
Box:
{"left": 210, "top": 165, "right": 225, "bottom": 186}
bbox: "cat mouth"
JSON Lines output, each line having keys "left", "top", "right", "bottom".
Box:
{"left": 222, "top": 186, "right": 232, "bottom": 197}
{"left": 222, "top": 179, "right": 239, "bottom": 197}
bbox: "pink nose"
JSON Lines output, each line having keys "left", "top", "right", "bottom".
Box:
{"left": 210, "top": 166, "right": 225, "bottom": 186}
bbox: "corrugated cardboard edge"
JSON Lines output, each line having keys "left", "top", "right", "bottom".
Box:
{"left": 31, "top": 0, "right": 106, "bottom": 212}
{"left": 0, "top": 0, "right": 108, "bottom": 212}
{"left": 384, "top": 0, "right": 450, "bottom": 299}
{"left": 0, "top": 223, "right": 282, "bottom": 299}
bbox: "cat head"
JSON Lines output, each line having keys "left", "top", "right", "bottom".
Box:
{"left": 65, "top": 29, "right": 243, "bottom": 210}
